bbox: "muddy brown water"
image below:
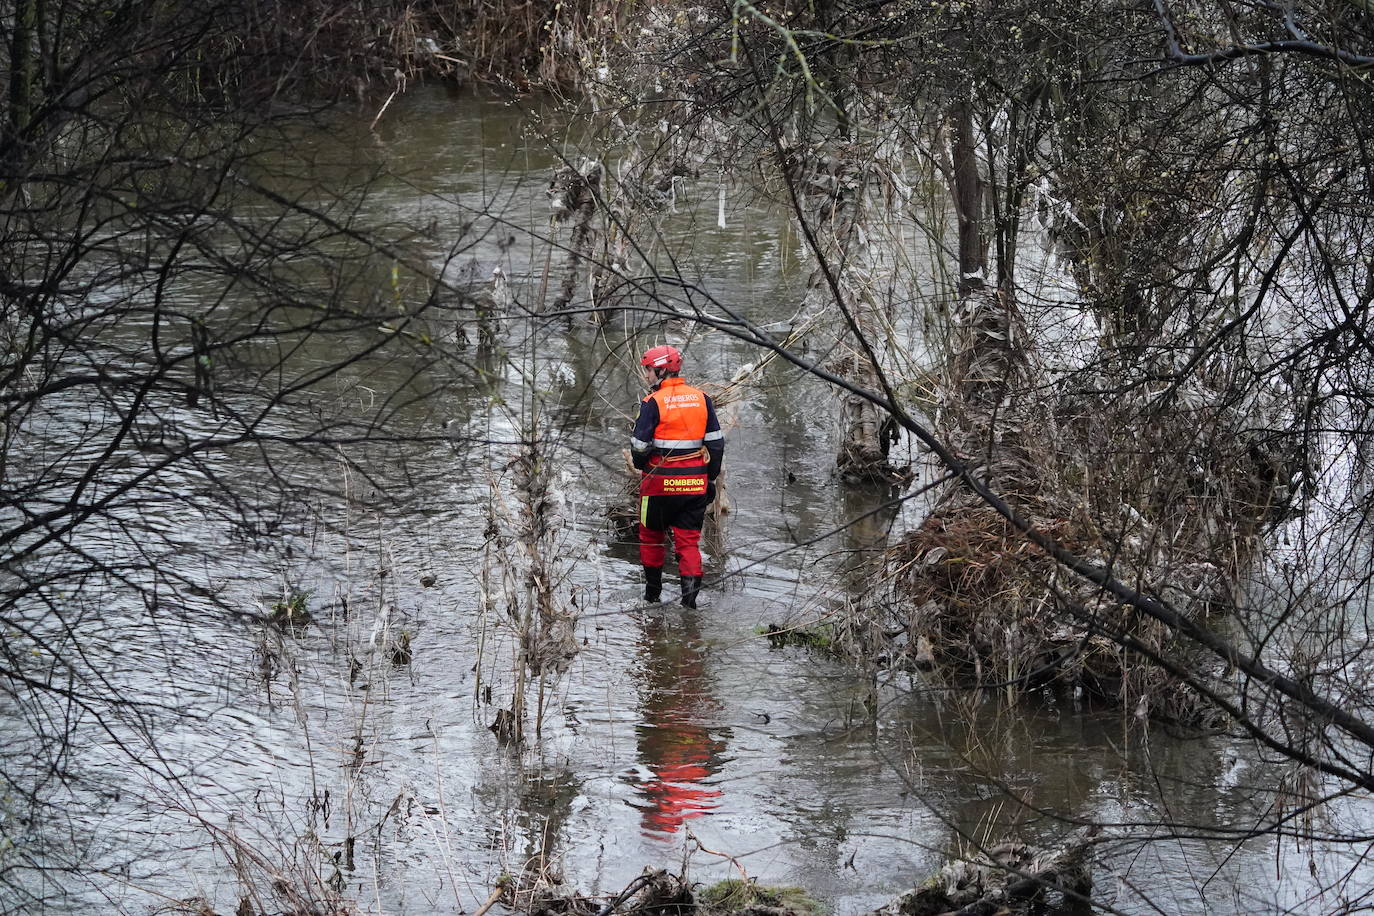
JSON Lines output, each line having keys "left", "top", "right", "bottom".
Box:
{"left": 8, "top": 86, "right": 1372, "bottom": 915}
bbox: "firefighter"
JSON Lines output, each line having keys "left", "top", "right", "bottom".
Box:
{"left": 631, "top": 345, "right": 724, "bottom": 607}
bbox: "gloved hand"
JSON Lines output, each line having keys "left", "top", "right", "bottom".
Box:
{"left": 706, "top": 481, "right": 717, "bottom": 504}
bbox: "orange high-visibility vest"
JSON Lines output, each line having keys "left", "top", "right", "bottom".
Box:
{"left": 639, "top": 378, "right": 710, "bottom": 496}
{"left": 646, "top": 378, "right": 708, "bottom": 449}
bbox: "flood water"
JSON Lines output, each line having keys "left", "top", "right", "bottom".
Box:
{"left": 8, "top": 86, "right": 1374, "bottom": 915}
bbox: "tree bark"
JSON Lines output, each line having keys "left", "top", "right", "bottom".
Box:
{"left": 6, "top": 0, "right": 38, "bottom": 148}
{"left": 783, "top": 143, "right": 905, "bottom": 485}
{"left": 951, "top": 101, "right": 986, "bottom": 295}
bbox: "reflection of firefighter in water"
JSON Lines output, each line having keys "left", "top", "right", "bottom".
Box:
{"left": 629, "top": 612, "right": 730, "bottom": 836}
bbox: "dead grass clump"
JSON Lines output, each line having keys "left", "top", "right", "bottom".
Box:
{"left": 880, "top": 491, "right": 1227, "bottom": 725}
{"left": 503, "top": 869, "right": 693, "bottom": 916}
{"left": 874, "top": 828, "right": 1097, "bottom": 916}
{"left": 884, "top": 506, "right": 1072, "bottom": 687}
{"left": 894, "top": 509, "right": 1048, "bottom": 607}
{"left": 853, "top": 290, "right": 1251, "bottom": 726}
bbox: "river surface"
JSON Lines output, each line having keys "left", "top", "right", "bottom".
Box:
{"left": 9, "top": 86, "right": 1374, "bottom": 916}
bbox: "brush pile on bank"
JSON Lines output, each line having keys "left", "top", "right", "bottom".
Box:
{"left": 875, "top": 829, "right": 1097, "bottom": 916}
{"left": 221, "top": 0, "right": 633, "bottom": 99}
{"left": 850, "top": 289, "right": 1300, "bottom": 724}
{"left": 491, "top": 830, "right": 1094, "bottom": 916}
{"left": 493, "top": 869, "right": 826, "bottom": 916}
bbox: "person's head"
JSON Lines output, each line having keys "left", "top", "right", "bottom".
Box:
{"left": 639, "top": 345, "right": 683, "bottom": 388}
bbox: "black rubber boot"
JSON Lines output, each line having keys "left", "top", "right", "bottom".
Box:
{"left": 643, "top": 566, "right": 663, "bottom": 603}
{"left": 680, "top": 575, "right": 702, "bottom": 609}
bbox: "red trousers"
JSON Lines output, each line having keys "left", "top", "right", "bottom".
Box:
{"left": 638, "top": 493, "right": 707, "bottom": 577}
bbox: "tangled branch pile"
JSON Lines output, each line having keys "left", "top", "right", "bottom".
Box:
{"left": 495, "top": 868, "right": 828, "bottom": 916}
{"left": 493, "top": 833, "right": 1091, "bottom": 916}
{"left": 875, "top": 829, "right": 1096, "bottom": 916}
{"left": 855, "top": 289, "right": 1299, "bottom": 724}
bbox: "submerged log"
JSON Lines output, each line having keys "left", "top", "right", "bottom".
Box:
{"left": 491, "top": 835, "right": 1088, "bottom": 916}
{"left": 514, "top": 870, "right": 693, "bottom": 916}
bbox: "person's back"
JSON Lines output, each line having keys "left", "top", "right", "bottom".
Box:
{"left": 630, "top": 346, "right": 724, "bottom": 607}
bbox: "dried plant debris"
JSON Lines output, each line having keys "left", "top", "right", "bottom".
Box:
{"left": 873, "top": 829, "right": 1097, "bottom": 916}
{"left": 852, "top": 290, "right": 1285, "bottom": 726}
{"left": 509, "top": 869, "right": 694, "bottom": 916}
{"left": 504, "top": 871, "right": 824, "bottom": 916}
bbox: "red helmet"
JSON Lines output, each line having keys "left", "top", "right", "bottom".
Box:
{"left": 639, "top": 345, "right": 683, "bottom": 372}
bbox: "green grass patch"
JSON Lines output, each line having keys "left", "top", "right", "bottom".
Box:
{"left": 699, "top": 880, "right": 826, "bottom": 916}
{"left": 758, "top": 622, "right": 837, "bottom": 653}
{"left": 270, "top": 590, "right": 312, "bottom": 628}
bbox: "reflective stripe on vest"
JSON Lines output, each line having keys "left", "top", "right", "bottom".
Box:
{"left": 646, "top": 378, "right": 708, "bottom": 448}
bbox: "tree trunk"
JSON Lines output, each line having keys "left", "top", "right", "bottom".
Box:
{"left": 784, "top": 143, "right": 905, "bottom": 485}
{"left": 6, "top": 0, "right": 38, "bottom": 149}
{"left": 547, "top": 159, "right": 603, "bottom": 319}
{"left": 951, "top": 101, "right": 986, "bottom": 295}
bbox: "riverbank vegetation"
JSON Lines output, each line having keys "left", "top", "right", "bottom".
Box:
{"left": 586, "top": 0, "right": 1374, "bottom": 768}
{"left": 550, "top": 0, "right": 1374, "bottom": 909}
{"left": 6, "top": 0, "right": 1374, "bottom": 913}
{"left": 1, "top": 2, "right": 498, "bottom": 912}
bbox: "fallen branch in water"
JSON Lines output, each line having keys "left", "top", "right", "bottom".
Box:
{"left": 686, "top": 827, "right": 750, "bottom": 885}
